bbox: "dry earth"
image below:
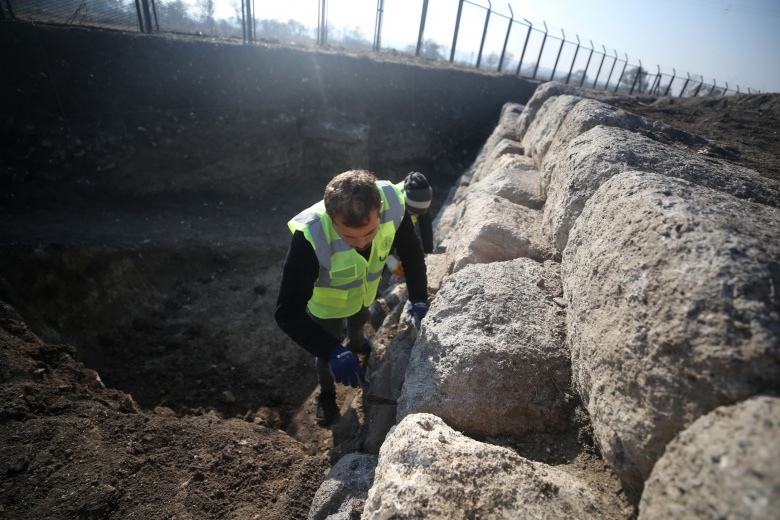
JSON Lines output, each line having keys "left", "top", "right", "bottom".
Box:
{"left": 2, "top": 23, "right": 780, "bottom": 519}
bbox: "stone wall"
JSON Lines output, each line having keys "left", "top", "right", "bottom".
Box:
{"left": 311, "top": 82, "right": 780, "bottom": 519}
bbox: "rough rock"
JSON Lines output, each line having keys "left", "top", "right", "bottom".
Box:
{"left": 471, "top": 137, "right": 526, "bottom": 184}
{"left": 363, "top": 413, "right": 628, "bottom": 519}
{"left": 521, "top": 94, "right": 582, "bottom": 167}
{"left": 543, "top": 124, "right": 780, "bottom": 253}
{"left": 398, "top": 258, "right": 570, "bottom": 439}
{"left": 308, "top": 452, "right": 377, "bottom": 520}
{"left": 440, "top": 191, "right": 556, "bottom": 274}
{"left": 563, "top": 171, "right": 780, "bottom": 493}
{"left": 525, "top": 96, "right": 712, "bottom": 190}
{"left": 469, "top": 153, "right": 545, "bottom": 210}
{"left": 515, "top": 81, "right": 621, "bottom": 137}
{"left": 424, "top": 252, "right": 450, "bottom": 296}
{"left": 639, "top": 395, "right": 780, "bottom": 520}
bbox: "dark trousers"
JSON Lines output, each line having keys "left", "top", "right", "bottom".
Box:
{"left": 309, "top": 306, "right": 370, "bottom": 394}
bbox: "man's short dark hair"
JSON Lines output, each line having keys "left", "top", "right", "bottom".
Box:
{"left": 324, "top": 170, "right": 382, "bottom": 227}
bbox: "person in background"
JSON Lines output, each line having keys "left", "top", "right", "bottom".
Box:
{"left": 386, "top": 171, "right": 434, "bottom": 277}
{"left": 275, "top": 170, "right": 429, "bottom": 427}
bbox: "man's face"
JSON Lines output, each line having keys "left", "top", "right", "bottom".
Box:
{"left": 332, "top": 209, "right": 380, "bottom": 252}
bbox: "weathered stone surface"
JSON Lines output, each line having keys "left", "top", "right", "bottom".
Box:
{"left": 521, "top": 94, "right": 582, "bottom": 168}
{"left": 532, "top": 97, "right": 712, "bottom": 195}
{"left": 364, "top": 413, "right": 627, "bottom": 519}
{"left": 308, "top": 453, "right": 377, "bottom": 520}
{"left": 424, "top": 252, "right": 449, "bottom": 296}
{"left": 440, "top": 192, "right": 557, "bottom": 274}
{"left": 563, "top": 171, "right": 780, "bottom": 493}
{"left": 470, "top": 153, "right": 544, "bottom": 210}
{"left": 471, "top": 137, "right": 525, "bottom": 184}
{"left": 639, "top": 396, "right": 780, "bottom": 520}
{"left": 469, "top": 102, "right": 526, "bottom": 183}
{"left": 543, "top": 125, "right": 780, "bottom": 253}
{"left": 515, "top": 81, "right": 621, "bottom": 138}
{"left": 398, "top": 259, "right": 570, "bottom": 439}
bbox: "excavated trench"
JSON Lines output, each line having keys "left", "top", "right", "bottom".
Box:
{"left": 0, "top": 175, "right": 456, "bottom": 432}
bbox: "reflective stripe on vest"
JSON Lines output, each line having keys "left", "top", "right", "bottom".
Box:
{"left": 288, "top": 181, "right": 405, "bottom": 319}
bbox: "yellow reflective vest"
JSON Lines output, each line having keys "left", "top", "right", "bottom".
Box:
{"left": 288, "top": 181, "right": 406, "bottom": 319}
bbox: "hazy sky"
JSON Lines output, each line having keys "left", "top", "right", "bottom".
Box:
{"left": 245, "top": 0, "right": 779, "bottom": 94}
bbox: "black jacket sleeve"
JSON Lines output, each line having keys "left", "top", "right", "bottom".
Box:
{"left": 417, "top": 212, "right": 434, "bottom": 254}
{"left": 394, "top": 213, "right": 428, "bottom": 303}
{"left": 274, "top": 231, "right": 341, "bottom": 360}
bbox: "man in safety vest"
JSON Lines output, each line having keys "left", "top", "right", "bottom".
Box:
{"left": 275, "top": 170, "right": 429, "bottom": 427}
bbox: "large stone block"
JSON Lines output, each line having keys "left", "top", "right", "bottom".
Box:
{"left": 521, "top": 94, "right": 581, "bottom": 168}
{"left": 515, "top": 81, "right": 620, "bottom": 138}
{"left": 563, "top": 171, "right": 780, "bottom": 493}
{"left": 364, "top": 413, "right": 629, "bottom": 519}
{"left": 543, "top": 125, "right": 780, "bottom": 253}
{"left": 308, "top": 453, "right": 377, "bottom": 520}
{"left": 470, "top": 153, "right": 544, "bottom": 210}
{"left": 639, "top": 396, "right": 780, "bottom": 520}
{"left": 398, "top": 258, "right": 569, "bottom": 439}
{"left": 440, "top": 192, "right": 556, "bottom": 274}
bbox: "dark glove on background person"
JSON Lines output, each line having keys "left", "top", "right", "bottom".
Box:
{"left": 406, "top": 299, "right": 429, "bottom": 329}
{"left": 328, "top": 344, "right": 366, "bottom": 388}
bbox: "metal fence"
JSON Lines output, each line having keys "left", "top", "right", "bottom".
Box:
{"left": 2, "top": 0, "right": 757, "bottom": 96}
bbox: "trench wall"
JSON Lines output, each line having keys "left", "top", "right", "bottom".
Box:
{"left": 1, "top": 20, "right": 538, "bottom": 200}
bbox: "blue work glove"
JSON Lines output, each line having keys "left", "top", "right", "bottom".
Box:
{"left": 328, "top": 344, "right": 366, "bottom": 388}
{"left": 406, "top": 299, "right": 429, "bottom": 329}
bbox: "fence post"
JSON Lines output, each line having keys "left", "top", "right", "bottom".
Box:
{"left": 604, "top": 49, "right": 618, "bottom": 90}
{"left": 550, "top": 28, "right": 565, "bottom": 81}
{"left": 629, "top": 61, "right": 642, "bottom": 95}
{"left": 0, "top": 0, "right": 15, "bottom": 18}
{"left": 135, "top": 0, "right": 144, "bottom": 32}
{"left": 515, "top": 19, "right": 532, "bottom": 76}
{"left": 614, "top": 53, "right": 629, "bottom": 93}
{"left": 322, "top": 0, "right": 328, "bottom": 45}
{"left": 532, "top": 21, "right": 548, "bottom": 80}
{"left": 450, "top": 0, "right": 465, "bottom": 62}
{"left": 566, "top": 34, "right": 580, "bottom": 84}
{"left": 415, "top": 0, "right": 429, "bottom": 57}
{"left": 693, "top": 78, "right": 704, "bottom": 97}
{"left": 373, "top": 0, "right": 384, "bottom": 51}
{"left": 579, "top": 40, "right": 594, "bottom": 87}
{"left": 650, "top": 65, "right": 662, "bottom": 95}
{"left": 476, "top": 0, "right": 492, "bottom": 69}
{"left": 709, "top": 80, "right": 717, "bottom": 96}
{"left": 664, "top": 68, "right": 675, "bottom": 97}
{"left": 593, "top": 45, "right": 607, "bottom": 88}
{"left": 498, "top": 3, "right": 513, "bottom": 72}
{"left": 135, "top": 0, "right": 154, "bottom": 33}
{"left": 679, "top": 73, "right": 691, "bottom": 98}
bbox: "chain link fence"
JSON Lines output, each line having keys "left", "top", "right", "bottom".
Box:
{"left": 2, "top": 0, "right": 756, "bottom": 96}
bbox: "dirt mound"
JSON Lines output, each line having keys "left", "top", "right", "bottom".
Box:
{"left": 614, "top": 93, "right": 780, "bottom": 182}
{"left": 0, "top": 301, "right": 329, "bottom": 518}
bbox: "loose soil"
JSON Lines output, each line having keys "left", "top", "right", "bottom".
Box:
{"left": 2, "top": 24, "right": 780, "bottom": 519}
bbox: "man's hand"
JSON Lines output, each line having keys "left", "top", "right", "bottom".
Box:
{"left": 328, "top": 344, "right": 366, "bottom": 388}
{"left": 406, "top": 299, "right": 429, "bottom": 329}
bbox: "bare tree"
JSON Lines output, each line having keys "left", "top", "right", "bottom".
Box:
{"left": 620, "top": 66, "right": 650, "bottom": 93}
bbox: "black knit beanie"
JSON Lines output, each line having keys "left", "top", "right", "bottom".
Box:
{"left": 403, "top": 172, "right": 432, "bottom": 215}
